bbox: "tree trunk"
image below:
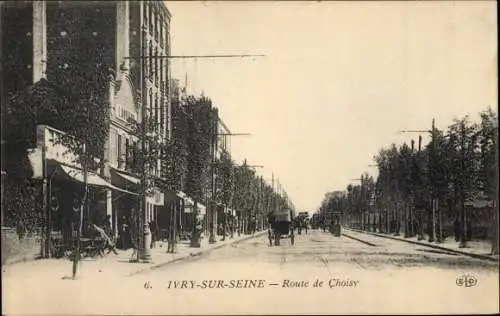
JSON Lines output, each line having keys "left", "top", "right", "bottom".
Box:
{"left": 403, "top": 201, "right": 409, "bottom": 238}
{"left": 394, "top": 202, "right": 401, "bottom": 236}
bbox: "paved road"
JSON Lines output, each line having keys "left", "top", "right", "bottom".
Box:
{"left": 3, "top": 230, "right": 498, "bottom": 315}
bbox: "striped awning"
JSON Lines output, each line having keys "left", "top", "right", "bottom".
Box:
{"left": 57, "top": 164, "right": 137, "bottom": 196}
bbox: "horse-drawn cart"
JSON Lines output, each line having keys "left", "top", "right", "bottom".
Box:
{"left": 268, "top": 210, "right": 295, "bottom": 246}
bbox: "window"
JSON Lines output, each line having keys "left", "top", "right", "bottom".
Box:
{"left": 125, "top": 138, "right": 131, "bottom": 169}
{"left": 149, "top": 89, "right": 153, "bottom": 118}
{"left": 154, "top": 47, "right": 159, "bottom": 84}
{"left": 110, "top": 129, "right": 117, "bottom": 166}
{"left": 159, "top": 15, "right": 164, "bottom": 47}
{"left": 159, "top": 59, "right": 163, "bottom": 84}
{"left": 159, "top": 93, "right": 164, "bottom": 133}
{"left": 117, "top": 134, "right": 123, "bottom": 168}
{"left": 148, "top": 3, "right": 153, "bottom": 34}
{"left": 149, "top": 42, "right": 153, "bottom": 79}
{"left": 154, "top": 93, "right": 159, "bottom": 126}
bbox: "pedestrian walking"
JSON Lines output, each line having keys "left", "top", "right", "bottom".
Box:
{"left": 119, "top": 216, "right": 129, "bottom": 249}
{"left": 268, "top": 223, "right": 274, "bottom": 246}
{"left": 149, "top": 220, "right": 157, "bottom": 249}
{"left": 129, "top": 210, "right": 139, "bottom": 261}
{"left": 16, "top": 216, "right": 26, "bottom": 241}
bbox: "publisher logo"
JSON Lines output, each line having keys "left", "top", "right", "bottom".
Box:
{"left": 456, "top": 274, "right": 478, "bottom": 287}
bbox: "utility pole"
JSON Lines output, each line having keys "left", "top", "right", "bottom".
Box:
{"left": 209, "top": 111, "right": 218, "bottom": 244}
{"left": 430, "top": 119, "right": 438, "bottom": 243}
{"left": 493, "top": 128, "right": 499, "bottom": 254}
{"left": 491, "top": 136, "right": 500, "bottom": 255}
{"left": 123, "top": 52, "right": 263, "bottom": 258}
{"left": 417, "top": 135, "right": 425, "bottom": 240}
{"left": 398, "top": 119, "right": 441, "bottom": 242}
{"left": 272, "top": 173, "right": 275, "bottom": 214}
{"left": 459, "top": 121, "right": 468, "bottom": 248}
{"left": 41, "top": 143, "right": 49, "bottom": 258}
{"left": 139, "top": 25, "right": 151, "bottom": 262}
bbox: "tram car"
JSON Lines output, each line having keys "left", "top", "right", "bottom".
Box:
{"left": 267, "top": 209, "right": 295, "bottom": 246}
{"left": 295, "top": 212, "right": 310, "bottom": 235}
{"left": 311, "top": 213, "right": 321, "bottom": 229}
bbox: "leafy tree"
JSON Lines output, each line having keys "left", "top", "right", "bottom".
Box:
{"left": 2, "top": 4, "right": 113, "bottom": 234}
{"left": 184, "top": 96, "right": 213, "bottom": 202}
{"left": 165, "top": 93, "right": 190, "bottom": 192}
{"left": 215, "top": 151, "right": 234, "bottom": 207}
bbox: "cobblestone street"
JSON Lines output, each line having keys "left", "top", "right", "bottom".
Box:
{"left": 3, "top": 230, "right": 498, "bottom": 315}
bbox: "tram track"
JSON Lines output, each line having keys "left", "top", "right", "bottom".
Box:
{"left": 341, "top": 233, "right": 378, "bottom": 247}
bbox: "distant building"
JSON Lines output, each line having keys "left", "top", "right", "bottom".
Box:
{"left": 216, "top": 118, "right": 231, "bottom": 159}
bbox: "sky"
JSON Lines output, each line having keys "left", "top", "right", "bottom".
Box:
{"left": 166, "top": 1, "right": 497, "bottom": 212}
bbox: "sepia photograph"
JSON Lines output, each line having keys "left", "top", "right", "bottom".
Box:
{"left": 1, "top": 0, "right": 498, "bottom": 315}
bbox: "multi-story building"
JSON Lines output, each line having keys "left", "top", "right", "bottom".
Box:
{"left": 1, "top": 1, "right": 47, "bottom": 227}
{"left": 1, "top": 1, "right": 172, "bottom": 243}
{"left": 106, "top": 1, "right": 172, "bottom": 235}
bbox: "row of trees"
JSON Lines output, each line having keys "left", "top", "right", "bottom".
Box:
{"left": 3, "top": 77, "right": 293, "bottom": 247}
{"left": 161, "top": 92, "right": 292, "bottom": 233}
{"left": 319, "top": 108, "right": 498, "bottom": 253}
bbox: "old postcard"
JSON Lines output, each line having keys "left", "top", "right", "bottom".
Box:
{"left": 1, "top": 0, "right": 498, "bottom": 315}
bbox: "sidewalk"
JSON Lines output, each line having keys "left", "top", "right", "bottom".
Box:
{"left": 2, "top": 231, "right": 267, "bottom": 281}
{"left": 343, "top": 227, "right": 499, "bottom": 262}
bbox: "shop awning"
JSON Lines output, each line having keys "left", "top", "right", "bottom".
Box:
{"left": 110, "top": 169, "right": 140, "bottom": 186}
{"left": 184, "top": 201, "right": 206, "bottom": 215}
{"left": 58, "top": 164, "right": 138, "bottom": 196}
{"left": 115, "top": 171, "right": 140, "bottom": 184}
{"left": 165, "top": 190, "right": 189, "bottom": 201}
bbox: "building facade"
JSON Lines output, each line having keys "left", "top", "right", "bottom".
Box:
{"left": 1, "top": 1, "right": 172, "bottom": 245}
{"left": 106, "top": 1, "right": 173, "bottom": 237}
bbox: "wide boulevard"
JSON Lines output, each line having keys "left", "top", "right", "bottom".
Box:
{"left": 3, "top": 229, "right": 498, "bottom": 315}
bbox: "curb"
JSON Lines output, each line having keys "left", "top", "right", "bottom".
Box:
{"left": 344, "top": 228, "right": 499, "bottom": 263}
{"left": 125, "top": 230, "right": 267, "bottom": 277}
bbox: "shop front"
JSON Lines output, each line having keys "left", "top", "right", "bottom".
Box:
{"left": 43, "top": 161, "right": 138, "bottom": 255}
{"left": 183, "top": 199, "right": 206, "bottom": 239}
